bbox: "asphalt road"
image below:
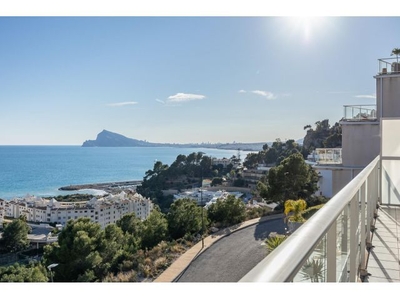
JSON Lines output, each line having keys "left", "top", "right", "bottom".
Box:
{"left": 176, "top": 218, "right": 286, "bottom": 282}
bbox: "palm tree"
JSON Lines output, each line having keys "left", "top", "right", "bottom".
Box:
{"left": 284, "top": 199, "right": 307, "bottom": 223}
{"left": 391, "top": 48, "right": 400, "bottom": 63}
{"left": 284, "top": 199, "right": 307, "bottom": 233}
{"left": 284, "top": 199, "right": 326, "bottom": 234}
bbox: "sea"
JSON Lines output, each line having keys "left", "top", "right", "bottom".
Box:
{"left": 0, "top": 146, "right": 254, "bottom": 200}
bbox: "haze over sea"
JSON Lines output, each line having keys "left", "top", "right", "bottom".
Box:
{"left": 0, "top": 146, "right": 252, "bottom": 200}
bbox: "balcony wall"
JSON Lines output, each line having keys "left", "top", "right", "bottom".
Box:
{"left": 341, "top": 122, "right": 380, "bottom": 167}
{"left": 381, "top": 118, "right": 400, "bottom": 205}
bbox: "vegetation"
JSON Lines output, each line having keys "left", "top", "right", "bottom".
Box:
{"left": 207, "top": 195, "right": 246, "bottom": 227}
{"left": 0, "top": 262, "right": 48, "bottom": 282}
{"left": 137, "top": 152, "right": 213, "bottom": 211}
{"left": 265, "top": 234, "right": 287, "bottom": 254}
{"left": 302, "top": 119, "right": 342, "bottom": 154}
{"left": 43, "top": 194, "right": 94, "bottom": 202}
{"left": 167, "top": 198, "right": 206, "bottom": 240}
{"left": 137, "top": 152, "right": 244, "bottom": 211}
{"left": 284, "top": 199, "right": 308, "bottom": 223}
{"left": 256, "top": 153, "right": 319, "bottom": 204}
{"left": 0, "top": 217, "right": 31, "bottom": 253}
{"left": 392, "top": 47, "right": 400, "bottom": 62}
{"left": 299, "top": 258, "right": 325, "bottom": 282}
{"left": 244, "top": 138, "right": 302, "bottom": 169}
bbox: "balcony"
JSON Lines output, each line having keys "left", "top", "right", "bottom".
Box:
{"left": 240, "top": 153, "right": 400, "bottom": 282}
{"left": 314, "top": 148, "right": 342, "bottom": 165}
{"left": 343, "top": 105, "right": 377, "bottom": 122}
{"left": 378, "top": 57, "right": 400, "bottom": 75}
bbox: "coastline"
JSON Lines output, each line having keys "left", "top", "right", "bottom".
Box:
{"left": 58, "top": 180, "right": 142, "bottom": 193}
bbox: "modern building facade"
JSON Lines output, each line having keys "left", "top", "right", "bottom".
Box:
{"left": 313, "top": 56, "right": 400, "bottom": 198}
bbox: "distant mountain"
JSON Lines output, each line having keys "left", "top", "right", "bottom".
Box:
{"left": 82, "top": 130, "right": 266, "bottom": 151}
{"left": 82, "top": 130, "right": 153, "bottom": 147}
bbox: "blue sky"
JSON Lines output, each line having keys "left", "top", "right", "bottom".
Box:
{"left": 0, "top": 13, "right": 399, "bottom": 145}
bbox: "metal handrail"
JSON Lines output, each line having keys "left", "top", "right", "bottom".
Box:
{"left": 240, "top": 155, "right": 380, "bottom": 282}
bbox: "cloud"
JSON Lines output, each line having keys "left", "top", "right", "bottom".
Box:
{"left": 107, "top": 101, "right": 138, "bottom": 107}
{"left": 238, "top": 89, "right": 246, "bottom": 93}
{"left": 354, "top": 94, "right": 376, "bottom": 99}
{"left": 251, "top": 90, "right": 276, "bottom": 100}
{"left": 167, "top": 93, "right": 206, "bottom": 103}
{"left": 156, "top": 99, "right": 165, "bottom": 104}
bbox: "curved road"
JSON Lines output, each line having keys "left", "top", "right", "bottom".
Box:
{"left": 176, "top": 218, "right": 286, "bottom": 282}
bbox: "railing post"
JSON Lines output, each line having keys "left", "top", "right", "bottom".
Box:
{"left": 326, "top": 221, "right": 337, "bottom": 282}
{"left": 349, "top": 193, "right": 358, "bottom": 282}
{"left": 359, "top": 182, "right": 367, "bottom": 277}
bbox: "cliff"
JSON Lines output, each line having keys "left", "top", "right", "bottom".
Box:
{"left": 302, "top": 119, "right": 342, "bottom": 152}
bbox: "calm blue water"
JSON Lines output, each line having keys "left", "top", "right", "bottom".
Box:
{"left": 0, "top": 146, "right": 252, "bottom": 199}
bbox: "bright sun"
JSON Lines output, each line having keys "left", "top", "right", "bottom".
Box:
{"left": 285, "top": 16, "right": 327, "bottom": 43}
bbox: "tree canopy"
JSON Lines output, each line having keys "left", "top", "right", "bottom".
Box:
{"left": 207, "top": 195, "right": 246, "bottom": 227}
{"left": 302, "top": 119, "right": 342, "bottom": 153}
{"left": 244, "top": 139, "right": 302, "bottom": 169}
{"left": 0, "top": 217, "right": 31, "bottom": 253}
{"left": 137, "top": 152, "right": 215, "bottom": 211}
{"left": 257, "top": 153, "right": 319, "bottom": 204}
{"left": 0, "top": 262, "right": 48, "bottom": 282}
{"left": 43, "top": 218, "right": 105, "bottom": 282}
{"left": 167, "top": 198, "right": 206, "bottom": 240}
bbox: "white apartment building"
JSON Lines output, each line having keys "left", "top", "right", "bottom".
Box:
{"left": 0, "top": 199, "right": 4, "bottom": 228}
{"left": 173, "top": 189, "right": 243, "bottom": 207}
{"left": 0, "top": 191, "right": 153, "bottom": 229}
{"left": 212, "top": 157, "right": 232, "bottom": 167}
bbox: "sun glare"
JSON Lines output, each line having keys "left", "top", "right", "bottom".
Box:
{"left": 284, "top": 16, "right": 327, "bottom": 43}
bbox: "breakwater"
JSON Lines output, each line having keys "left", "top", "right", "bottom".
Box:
{"left": 59, "top": 180, "right": 142, "bottom": 193}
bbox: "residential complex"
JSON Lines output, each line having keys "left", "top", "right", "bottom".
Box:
{"left": 173, "top": 189, "right": 244, "bottom": 208}
{"left": 0, "top": 191, "right": 153, "bottom": 229}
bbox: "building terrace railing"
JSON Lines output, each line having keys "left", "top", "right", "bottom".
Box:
{"left": 343, "top": 105, "right": 377, "bottom": 122}
{"left": 314, "top": 148, "right": 342, "bottom": 165}
{"left": 240, "top": 155, "right": 380, "bottom": 282}
{"left": 378, "top": 57, "right": 400, "bottom": 75}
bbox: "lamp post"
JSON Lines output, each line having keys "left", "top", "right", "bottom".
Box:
{"left": 201, "top": 184, "right": 204, "bottom": 249}
{"left": 47, "top": 263, "right": 58, "bottom": 283}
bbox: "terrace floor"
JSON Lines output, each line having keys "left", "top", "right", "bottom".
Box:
{"left": 364, "top": 205, "right": 400, "bottom": 282}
